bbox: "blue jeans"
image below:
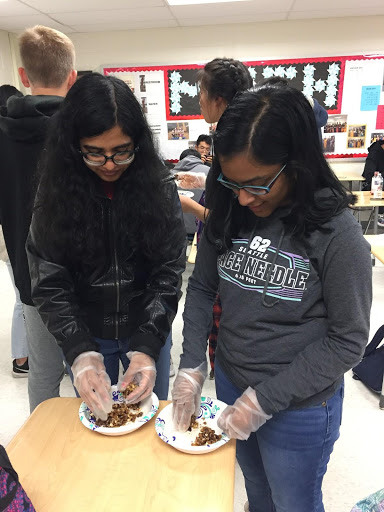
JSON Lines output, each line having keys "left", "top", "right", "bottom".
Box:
{"left": 215, "top": 361, "right": 344, "bottom": 512}
{"left": 95, "top": 332, "right": 172, "bottom": 400}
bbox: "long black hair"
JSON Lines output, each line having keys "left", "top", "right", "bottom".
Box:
{"left": 197, "top": 57, "right": 253, "bottom": 102}
{"left": 36, "top": 73, "right": 173, "bottom": 269}
{"left": 205, "top": 85, "right": 355, "bottom": 251}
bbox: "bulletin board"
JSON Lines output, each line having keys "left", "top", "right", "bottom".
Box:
{"left": 104, "top": 54, "right": 384, "bottom": 160}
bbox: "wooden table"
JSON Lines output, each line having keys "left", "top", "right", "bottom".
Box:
{"left": 6, "top": 399, "right": 236, "bottom": 512}
{"left": 363, "top": 234, "right": 384, "bottom": 409}
{"left": 353, "top": 191, "right": 384, "bottom": 235}
{"left": 334, "top": 172, "right": 365, "bottom": 191}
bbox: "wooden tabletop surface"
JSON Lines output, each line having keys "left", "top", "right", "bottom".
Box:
{"left": 364, "top": 234, "right": 384, "bottom": 265}
{"left": 352, "top": 191, "right": 384, "bottom": 207}
{"left": 6, "top": 398, "right": 236, "bottom": 512}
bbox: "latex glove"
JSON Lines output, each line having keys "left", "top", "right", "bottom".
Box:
{"left": 217, "top": 387, "right": 272, "bottom": 440}
{"left": 71, "top": 351, "right": 112, "bottom": 421}
{"left": 171, "top": 362, "right": 207, "bottom": 432}
{"left": 118, "top": 351, "right": 156, "bottom": 404}
{"left": 175, "top": 172, "right": 207, "bottom": 189}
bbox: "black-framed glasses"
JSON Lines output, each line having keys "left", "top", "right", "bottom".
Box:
{"left": 217, "top": 164, "right": 286, "bottom": 196}
{"left": 80, "top": 148, "right": 137, "bottom": 167}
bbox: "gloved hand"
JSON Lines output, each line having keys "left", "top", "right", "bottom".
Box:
{"left": 71, "top": 351, "right": 112, "bottom": 421}
{"left": 171, "top": 362, "right": 207, "bottom": 432}
{"left": 175, "top": 172, "right": 207, "bottom": 189}
{"left": 118, "top": 351, "right": 156, "bottom": 404}
{"left": 217, "top": 387, "right": 272, "bottom": 440}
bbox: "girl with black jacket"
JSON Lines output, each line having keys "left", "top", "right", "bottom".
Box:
{"left": 27, "top": 73, "right": 186, "bottom": 419}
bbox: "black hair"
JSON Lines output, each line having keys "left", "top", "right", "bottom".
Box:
{"left": 256, "top": 76, "right": 289, "bottom": 88}
{"left": 205, "top": 86, "right": 354, "bottom": 252}
{"left": 197, "top": 58, "right": 253, "bottom": 103}
{"left": 179, "top": 148, "right": 201, "bottom": 160}
{"left": 0, "top": 84, "right": 23, "bottom": 107}
{"left": 36, "top": 72, "right": 173, "bottom": 270}
{"left": 196, "top": 134, "right": 212, "bottom": 147}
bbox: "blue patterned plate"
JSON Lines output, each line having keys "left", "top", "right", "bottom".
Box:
{"left": 79, "top": 385, "right": 159, "bottom": 436}
{"left": 155, "top": 397, "right": 230, "bottom": 454}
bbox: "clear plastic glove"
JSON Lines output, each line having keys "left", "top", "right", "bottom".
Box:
{"left": 118, "top": 351, "right": 156, "bottom": 404}
{"left": 175, "top": 172, "right": 207, "bottom": 189}
{"left": 71, "top": 351, "right": 112, "bottom": 421}
{"left": 217, "top": 387, "right": 272, "bottom": 441}
{"left": 171, "top": 362, "right": 207, "bottom": 432}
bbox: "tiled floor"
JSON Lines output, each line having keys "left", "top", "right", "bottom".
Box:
{"left": 1, "top": 258, "right": 384, "bottom": 511}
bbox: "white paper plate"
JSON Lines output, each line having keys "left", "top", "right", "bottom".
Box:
{"left": 79, "top": 385, "right": 159, "bottom": 436}
{"left": 155, "top": 397, "right": 230, "bottom": 454}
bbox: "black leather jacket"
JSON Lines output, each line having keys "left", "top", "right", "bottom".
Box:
{"left": 26, "top": 181, "right": 186, "bottom": 366}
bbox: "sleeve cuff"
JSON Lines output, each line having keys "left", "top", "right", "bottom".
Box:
{"left": 63, "top": 331, "right": 100, "bottom": 366}
{"left": 129, "top": 332, "right": 165, "bottom": 362}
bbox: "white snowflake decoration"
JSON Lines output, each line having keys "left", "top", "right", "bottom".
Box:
{"left": 274, "top": 66, "right": 286, "bottom": 77}
{"left": 285, "top": 66, "right": 297, "bottom": 80}
{"left": 303, "top": 64, "right": 316, "bottom": 76}
{"left": 314, "top": 79, "right": 326, "bottom": 93}
{"left": 262, "top": 66, "right": 275, "bottom": 79}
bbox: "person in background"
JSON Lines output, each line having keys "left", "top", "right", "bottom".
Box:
{"left": 173, "top": 148, "right": 210, "bottom": 239}
{"left": 362, "top": 139, "right": 384, "bottom": 226}
{"left": 0, "top": 26, "right": 77, "bottom": 406}
{"left": 0, "top": 84, "right": 29, "bottom": 377}
{"left": 26, "top": 73, "right": 185, "bottom": 420}
{"left": 0, "top": 85, "right": 23, "bottom": 112}
{"left": 195, "top": 134, "right": 212, "bottom": 166}
{"left": 197, "top": 57, "right": 254, "bottom": 379}
{"left": 172, "top": 85, "right": 371, "bottom": 512}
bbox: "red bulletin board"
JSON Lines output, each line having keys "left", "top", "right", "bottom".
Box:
{"left": 104, "top": 54, "right": 384, "bottom": 159}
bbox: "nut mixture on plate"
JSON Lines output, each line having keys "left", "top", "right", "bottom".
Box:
{"left": 93, "top": 382, "right": 143, "bottom": 428}
{"left": 188, "top": 415, "right": 222, "bottom": 446}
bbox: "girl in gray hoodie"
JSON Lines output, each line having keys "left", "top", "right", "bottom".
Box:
{"left": 172, "top": 85, "right": 372, "bottom": 512}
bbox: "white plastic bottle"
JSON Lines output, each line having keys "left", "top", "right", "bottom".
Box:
{"left": 374, "top": 172, "right": 383, "bottom": 199}
{"left": 371, "top": 171, "right": 379, "bottom": 196}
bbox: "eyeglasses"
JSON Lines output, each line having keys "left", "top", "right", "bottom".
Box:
{"left": 217, "top": 164, "right": 286, "bottom": 196}
{"left": 80, "top": 149, "right": 136, "bottom": 167}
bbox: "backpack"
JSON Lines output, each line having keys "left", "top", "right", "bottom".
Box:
{"left": 352, "top": 325, "right": 384, "bottom": 394}
{"left": 0, "top": 445, "right": 35, "bottom": 512}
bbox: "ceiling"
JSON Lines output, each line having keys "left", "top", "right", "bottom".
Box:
{"left": 0, "top": 0, "right": 383, "bottom": 33}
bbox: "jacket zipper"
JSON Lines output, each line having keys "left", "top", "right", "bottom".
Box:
{"left": 108, "top": 202, "right": 120, "bottom": 340}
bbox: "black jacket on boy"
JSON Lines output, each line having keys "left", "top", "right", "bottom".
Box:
{"left": 0, "top": 94, "right": 63, "bottom": 305}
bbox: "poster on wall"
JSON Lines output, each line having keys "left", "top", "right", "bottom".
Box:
{"left": 164, "top": 58, "right": 344, "bottom": 120}
{"left": 104, "top": 55, "right": 384, "bottom": 160}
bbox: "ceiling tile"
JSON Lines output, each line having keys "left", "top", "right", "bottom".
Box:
{"left": 288, "top": 6, "right": 384, "bottom": 19}
{"left": 0, "top": 0, "right": 40, "bottom": 17}
{"left": 51, "top": 7, "right": 175, "bottom": 25}
{"left": 179, "top": 12, "right": 286, "bottom": 25}
{"left": 170, "top": 0, "right": 291, "bottom": 18}
{"left": 21, "top": 0, "right": 165, "bottom": 13}
{"left": 71, "top": 19, "right": 179, "bottom": 32}
{"left": 292, "top": 0, "right": 384, "bottom": 10}
{"left": 0, "top": 14, "right": 73, "bottom": 31}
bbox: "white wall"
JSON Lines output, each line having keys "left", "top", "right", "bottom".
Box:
{"left": 68, "top": 16, "right": 384, "bottom": 71}
{"left": 0, "top": 30, "right": 17, "bottom": 86}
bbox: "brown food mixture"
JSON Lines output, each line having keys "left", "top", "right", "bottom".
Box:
{"left": 121, "top": 381, "right": 139, "bottom": 398}
{"left": 94, "top": 382, "right": 143, "bottom": 428}
{"left": 192, "top": 426, "right": 222, "bottom": 446}
{"left": 187, "top": 415, "right": 199, "bottom": 431}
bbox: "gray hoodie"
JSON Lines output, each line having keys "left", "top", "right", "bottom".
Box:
{"left": 180, "top": 201, "right": 372, "bottom": 415}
